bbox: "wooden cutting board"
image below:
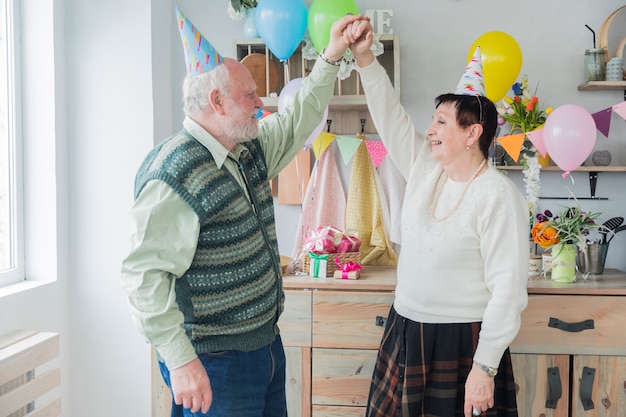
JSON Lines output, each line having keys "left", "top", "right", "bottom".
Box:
{"left": 240, "top": 53, "right": 279, "bottom": 97}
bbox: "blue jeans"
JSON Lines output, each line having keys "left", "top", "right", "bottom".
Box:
{"left": 158, "top": 335, "right": 287, "bottom": 417}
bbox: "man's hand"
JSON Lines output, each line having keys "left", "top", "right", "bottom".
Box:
{"left": 169, "top": 358, "right": 213, "bottom": 414}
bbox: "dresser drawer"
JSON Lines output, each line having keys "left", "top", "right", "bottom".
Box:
{"left": 511, "top": 294, "right": 626, "bottom": 355}
{"left": 312, "top": 348, "right": 377, "bottom": 407}
{"left": 313, "top": 291, "right": 393, "bottom": 349}
{"left": 279, "top": 289, "right": 312, "bottom": 347}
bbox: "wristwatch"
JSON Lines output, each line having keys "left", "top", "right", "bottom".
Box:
{"left": 474, "top": 361, "right": 498, "bottom": 377}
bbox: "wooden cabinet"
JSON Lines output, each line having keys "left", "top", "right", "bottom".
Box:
{"left": 510, "top": 270, "right": 626, "bottom": 417}
{"left": 235, "top": 36, "right": 400, "bottom": 135}
{"left": 279, "top": 266, "right": 396, "bottom": 417}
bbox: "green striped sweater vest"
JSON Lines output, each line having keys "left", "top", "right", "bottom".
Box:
{"left": 134, "top": 131, "right": 283, "bottom": 353}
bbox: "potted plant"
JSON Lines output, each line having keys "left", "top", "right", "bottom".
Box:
{"left": 531, "top": 204, "right": 606, "bottom": 282}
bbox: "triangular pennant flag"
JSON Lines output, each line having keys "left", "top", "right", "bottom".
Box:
{"left": 526, "top": 129, "right": 547, "bottom": 157}
{"left": 365, "top": 140, "right": 388, "bottom": 168}
{"left": 613, "top": 101, "right": 626, "bottom": 120}
{"left": 592, "top": 107, "right": 613, "bottom": 138}
{"left": 335, "top": 135, "right": 363, "bottom": 165}
{"left": 310, "top": 132, "right": 336, "bottom": 159}
{"left": 497, "top": 133, "right": 526, "bottom": 162}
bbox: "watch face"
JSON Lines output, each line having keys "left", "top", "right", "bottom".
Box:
{"left": 488, "top": 368, "right": 498, "bottom": 377}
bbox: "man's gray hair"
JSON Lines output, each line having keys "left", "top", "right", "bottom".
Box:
{"left": 182, "top": 63, "right": 231, "bottom": 115}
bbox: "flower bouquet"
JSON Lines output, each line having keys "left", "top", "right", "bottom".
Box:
{"left": 497, "top": 76, "right": 553, "bottom": 220}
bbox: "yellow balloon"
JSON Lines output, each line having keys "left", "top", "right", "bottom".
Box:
{"left": 468, "top": 31, "right": 522, "bottom": 102}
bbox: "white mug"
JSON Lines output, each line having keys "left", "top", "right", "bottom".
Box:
{"left": 529, "top": 256, "right": 542, "bottom": 277}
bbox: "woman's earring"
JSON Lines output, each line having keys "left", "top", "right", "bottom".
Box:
{"left": 466, "top": 145, "right": 470, "bottom": 150}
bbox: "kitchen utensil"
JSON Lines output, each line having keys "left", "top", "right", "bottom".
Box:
{"left": 607, "top": 224, "right": 626, "bottom": 244}
{"left": 600, "top": 216, "right": 623, "bottom": 244}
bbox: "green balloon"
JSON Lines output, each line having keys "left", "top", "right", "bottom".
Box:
{"left": 308, "top": 0, "right": 360, "bottom": 53}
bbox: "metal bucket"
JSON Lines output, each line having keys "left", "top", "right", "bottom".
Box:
{"left": 576, "top": 242, "right": 609, "bottom": 275}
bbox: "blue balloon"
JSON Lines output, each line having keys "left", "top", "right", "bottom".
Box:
{"left": 255, "top": 0, "right": 308, "bottom": 61}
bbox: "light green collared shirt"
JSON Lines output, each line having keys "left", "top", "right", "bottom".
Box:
{"left": 121, "top": 58, "right": 339, "bottom": 369}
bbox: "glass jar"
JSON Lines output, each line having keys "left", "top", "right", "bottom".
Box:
{"left": 584, "top": 48, "right": 606, "bottom": 81}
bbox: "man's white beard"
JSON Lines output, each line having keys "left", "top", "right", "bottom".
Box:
{"left": 224, "top": 104, "right": 259, "bottom": 143}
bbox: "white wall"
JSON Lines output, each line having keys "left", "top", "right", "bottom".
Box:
{"left": 1, "top": 1, "right": 626, "bottom": 416}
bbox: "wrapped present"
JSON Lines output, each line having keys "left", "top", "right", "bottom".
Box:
{"left": 308, "top": 252, "right": 328, "bottom": 278}
{"left": 333, "top": 258, "right": 362, "bottom": 280}
{"left": 303, "top": 226, "right": 343, "bottom": 254}
{"left": 333, "top": 269, "right": 361, "bottom": 279}
{"left": 337, "top": 231, "right": 361, "bottom": 253}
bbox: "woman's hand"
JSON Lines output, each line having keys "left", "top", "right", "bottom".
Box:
{"left": 464, "top": 366, "right": 495, "bottom": 417}
{"left": 345, "top": 19, "right": 375, "bottom": 67}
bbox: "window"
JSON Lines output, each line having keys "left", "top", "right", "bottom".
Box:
{"left": 0, "top": 0, "right": 23, "bottom": 287}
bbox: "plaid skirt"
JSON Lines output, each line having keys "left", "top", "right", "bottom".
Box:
{"left": 366, "top": 306, "right": 518, "bottom": 417}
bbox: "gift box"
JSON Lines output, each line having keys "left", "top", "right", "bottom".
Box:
{"left": 333, "top": 269, "right": 361, "bottom": 280}
{"left": 333, "top": 258, "right": 362, "bottom": 280}
{"left": 307, "top": 252, "right": 328, "bottom": 278}
{"left": 303, "top": 226, "right": 343, "bottom": 254}
{"left": 303, "top": 251, "right": 361, "bottom": 277}
{"left": 337, "top": 232, "right": 361, "bottom": 253}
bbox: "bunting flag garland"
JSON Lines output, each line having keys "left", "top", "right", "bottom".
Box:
{"left": 526, "top": 129, "right": 547, "bottom": 157}
{"left": 365, "top": 140, "right": 388, "bottom": 168}
{"left": 335, "top": 135, "right": 363, "bottom": 165}
{"left": 497, "top": 133, "right": 525, "bottom": 162}
{"left": 310, "top": 132, "right": 336, "bottom": 159}
{"left": 497, "top": 99, "right": 626, "bottom": 162}
{"left": 613, "top": 101, "right": 626, "bottom": 120}
{"left": 591, "top": 107, "right": 613, "bottom": 138}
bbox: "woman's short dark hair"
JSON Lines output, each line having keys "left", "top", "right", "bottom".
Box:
{"left": 434, "top": 93, "right": 497, "bottom": 159}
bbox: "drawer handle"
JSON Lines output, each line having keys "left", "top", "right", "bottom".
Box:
{"left": 545, "top": 367, "right": 562, "bottom": 409}
{"left": 375, "top": 316, "right": 387, "bottom": 327}
{"left": 548, "top": 317, "right": 594, "bottom": 332}
{"left": 580, "top": 366, "right": 596, "bottom": 411}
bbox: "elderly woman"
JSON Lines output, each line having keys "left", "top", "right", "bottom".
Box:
{"left": 345, "top": 20, "right": 529, "bottom": 417}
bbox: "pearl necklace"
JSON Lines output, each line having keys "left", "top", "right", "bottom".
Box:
{"left": 430, "top": 159, "right": 486, "bottom": 222}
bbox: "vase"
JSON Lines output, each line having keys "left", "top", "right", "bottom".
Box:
{"left": 242, "top": 8, "right": 259, "bottom": 38}
{"left": 550, "top": 243, "right": 577, "bottom": 282}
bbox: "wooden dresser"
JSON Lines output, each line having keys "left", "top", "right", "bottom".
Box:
{"left": 510, "top": 270, "right": 626, "bottom": 417}
{"left": 279, "top": 266, "right": 396, "bottom": 417}
{"left": 152, "top": 268, "right": 626, "bottom": 417}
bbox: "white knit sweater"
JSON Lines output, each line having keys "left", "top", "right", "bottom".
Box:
{"left": 357, "top": 59, "right": 529, "bottom": 368}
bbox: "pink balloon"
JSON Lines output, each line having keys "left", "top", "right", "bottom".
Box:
{"left": 278, "top": 77, "right": 328, "bottom": 148}
{"left": 543, "top": 104, "right": 597, "bottom": 173}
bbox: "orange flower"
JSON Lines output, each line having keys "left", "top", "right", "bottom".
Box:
{"left": 531, "top": 221, "right": 560, "bottom": 249}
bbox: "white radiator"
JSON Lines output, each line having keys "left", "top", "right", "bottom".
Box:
{"left": 0, "top": 330, "right": 61, "bottom": 417}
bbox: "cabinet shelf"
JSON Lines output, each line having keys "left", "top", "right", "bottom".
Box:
{"left": 577, "top": 80, "right": 626, "bottom": 91}
{"left": 578, "top": 81, "right": 626, "bottom": 100}
{"left": 236, "top": 35, "right": 399, "bottom": 114}
{"left": 497, "top": 165, "right": 626, "bottom": 200}
{"left": 497, "top": 165, "right": 626, "bottom": 172}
